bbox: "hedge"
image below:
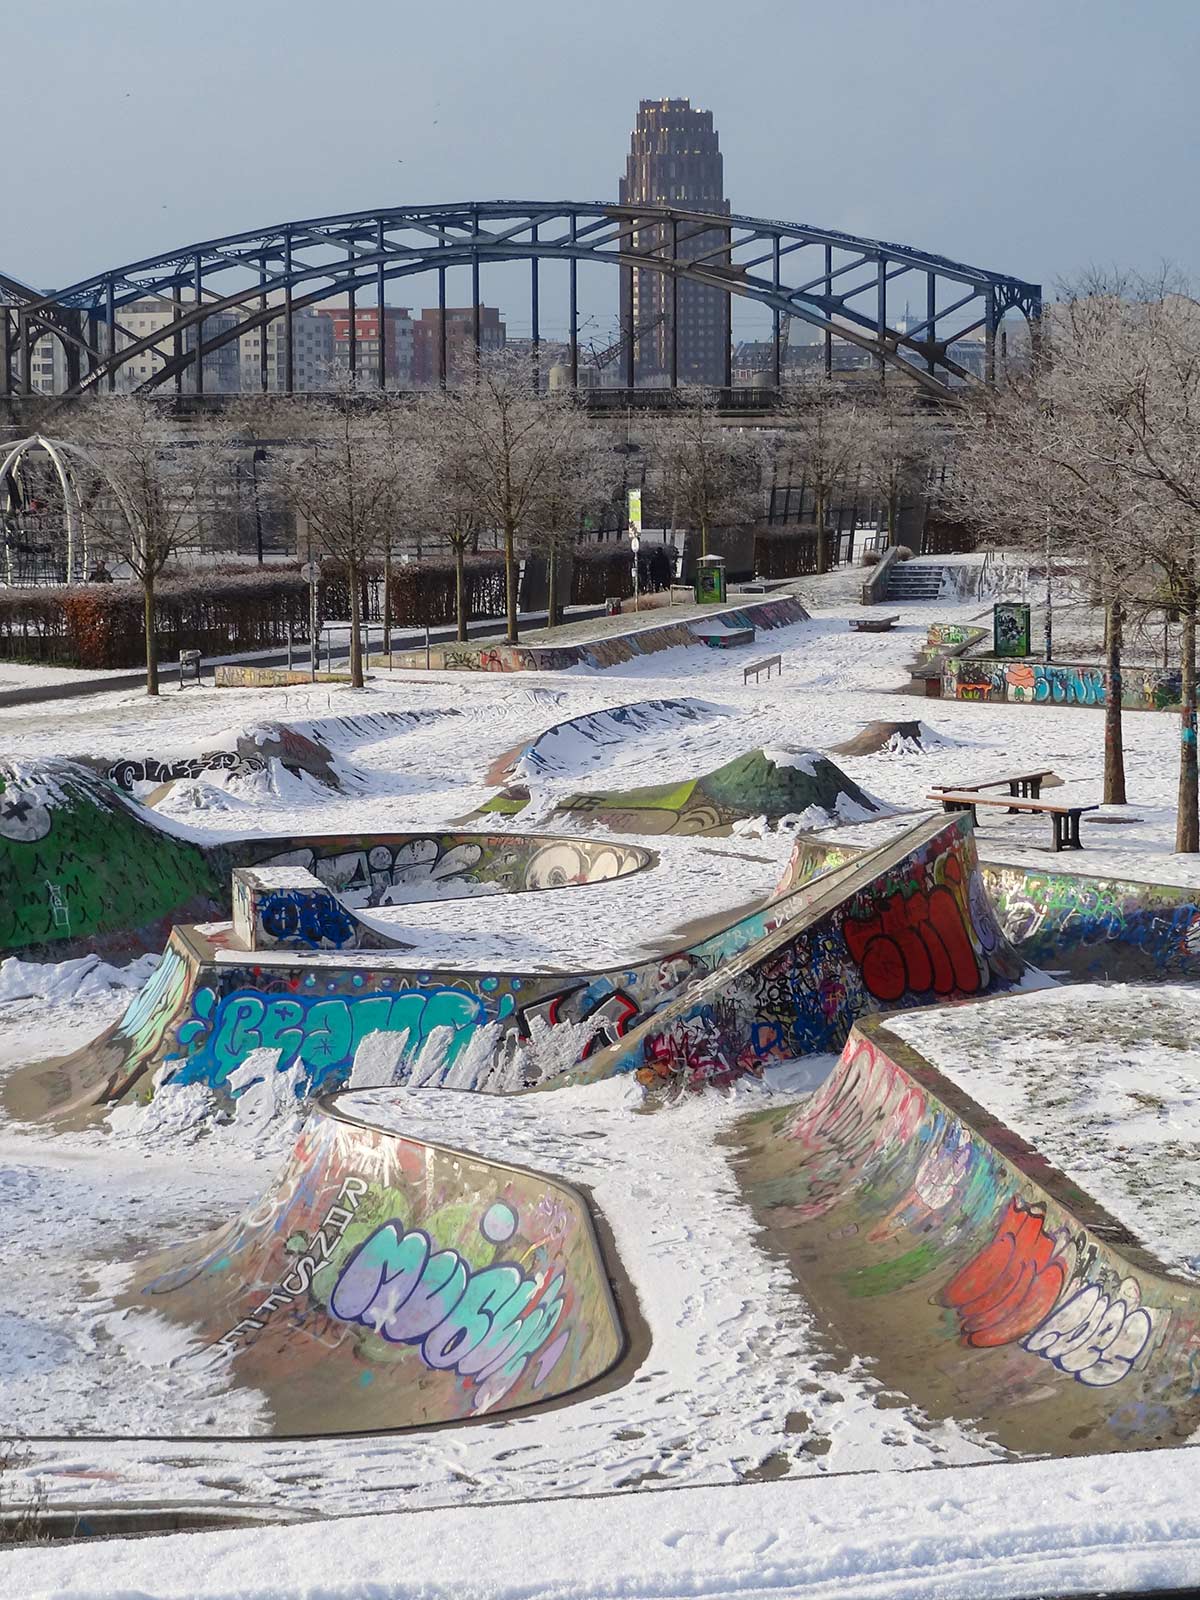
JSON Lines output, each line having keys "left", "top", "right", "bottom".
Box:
{"left": 0, "top": 569, "right": 309, "bottom": 668}
{"left": 571, "top": 543, "right": 674, "bottom": 604}
{"left": 386, "top": 555, "right": 506, "bottom": 627}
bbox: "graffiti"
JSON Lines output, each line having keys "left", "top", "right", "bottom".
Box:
{"left": 215, "top": 1173, "right": 367, "bottom": 1350}
{"left": 0, "top": 759, "right": 220, "bottom": 954}
{"left": 393, "top": 596, "right": 810, "bottom": 674}
{"left": 329, "top": 1203, "right": 568, "bottom": 1410}
{"left": 514, "top": 982, "right": 640, "bottom": 1061}
{"left": 948, "top": 657, "right": 1181, "bottom": 713}
{"left": 107, "top": 751, "right": 266, "bottom": 792}
{"left": 844, "top": 864, "right": 983, "bottom": 1003}
{"left": 638, "top": 1004, "right": 759, "bottom": 1091}
{"left": 556, "top": 748, "right": 880, "bottom": 837}
{"left": 984, "top": 862, "right": 1200, "bottom": 980}
{"left": 172, "top": 982, "right": 488, "bottom": 1090}
{"left": 258, "top": 889, "right": 357, "bottom": 951}
{"left": 939, "top": 1197, "right": 1075, "bottom": 1348}
{"left": 1023, "top": 1278, "right": 1156, "bottom": 1387}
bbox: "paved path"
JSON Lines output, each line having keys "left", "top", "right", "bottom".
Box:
{"left": 0, "top": 607, "right": 610, "bottom": 710}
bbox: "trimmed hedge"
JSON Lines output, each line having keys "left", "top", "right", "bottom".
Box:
{"left": 386, "top": 555, "right": 506, "bottom": 627}
{"left": 571, "top": 543, "right": 673, "bottom": 604}
{"left": 0, "top": 569, "right": 309, "bottom": 668}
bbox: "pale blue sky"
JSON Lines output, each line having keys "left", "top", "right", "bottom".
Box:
{"left": 6, "top": 0, "right": 1196, "bottom": 338}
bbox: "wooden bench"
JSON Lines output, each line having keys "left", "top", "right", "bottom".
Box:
{"left": 849, "top": 615, "right": 900, "bottom": 633}
{"left": 933, "top": 769, "right": 1055, "bottom": 803}
{"left": 743, "top": 653, "right": 782, "bottom": 685}
{"left": 931, "top": 790, "right": 1098, "bottom": 852}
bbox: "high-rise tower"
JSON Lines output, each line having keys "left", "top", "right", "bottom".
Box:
{"left": 618, "top": 98, "right": 730, "bottom": 385}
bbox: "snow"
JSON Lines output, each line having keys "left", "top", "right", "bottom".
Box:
{"left": 889, "top": 983, "right": 1200, "bottom": 1277}
{"left": 3, "top": 567, "right": 1200, "bottom": 1594}
{"left": 7, "top": 1449, "right": 1200, "bottom": 1600}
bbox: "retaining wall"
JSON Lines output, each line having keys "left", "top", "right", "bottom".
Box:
{"left": 379, "top": 595, "right": 810, "bottom": 673}
{"left": 944, "top": 655, "right": 1181, "bottom": 711}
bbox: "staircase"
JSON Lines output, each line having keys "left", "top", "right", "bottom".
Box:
{"left": 886, "top": 562, "right": 946, "bottom": 603}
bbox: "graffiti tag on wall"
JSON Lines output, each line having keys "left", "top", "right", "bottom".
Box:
{"left": 329, "top": 1200, "right": 569, "bottom": 1411}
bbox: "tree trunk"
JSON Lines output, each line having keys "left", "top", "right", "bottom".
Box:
{"left": 547, "top": 544, "right": 559, "bottom": 629}
{"left": 1177, "top": 585, "right": 1198, "bottom": 852}
{"left": 815, "top": 487, "right": 829, "bottom": 575}
{"left": 143, "top": 574, "right": 158, "bottom": 697}
{"left": 348, "top": 556, "right": 364, "bottom": 689}
{"left": 383, "top": 542, "right": 393, "bottom": 655}
{"left": 454, "top": 542, "right": 467, "bottom": 642}
{"left": 504, "top": 521, "right": 518, "bottom": 644}
{"left": 1103, "top": 595, "right": 1126, "bottom": 806}
{"left": 887, "top": 493, "right": 898, "bottom": 547}
{"left": 700, "top": 518, "right": 709, "bottom": 560}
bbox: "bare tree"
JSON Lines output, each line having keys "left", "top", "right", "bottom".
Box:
{"left": 776, "top": 381, "right": 867, "bottom": 574}
{"left": 857, "top": 381, "right": 937, "bottom": 548}
{"left": 423, "top": 351, "right": 598, "bottom": 643}
{"left": 644, "top": 386, "right": 763, "bottom": 561}
{"left": 270, "top": 383, "right": 405, "bottom": 688}
{"left": 59, "top": 395, "right": 229, "bottom": 695}
{"left": 947, "top": 275, "right": 1200, "bottom": 829}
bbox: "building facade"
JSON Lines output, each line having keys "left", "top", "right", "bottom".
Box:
{"left": 618, "top": 98, "right": 731, "bottom": 386}
{"left": 411, "top": 306, "right": 506, "bottom": 385}
{"left": 316, "top": 304, "right": 414, "bottom": 386}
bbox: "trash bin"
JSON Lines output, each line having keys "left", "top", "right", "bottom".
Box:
{"left": 606, "top": 596, "right": 622, "bottom": 617}
{"left": 694, "top": 555, "right": 727, "bottom": 606}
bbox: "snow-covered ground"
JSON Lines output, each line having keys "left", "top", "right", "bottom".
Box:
{"left": 4, "top": 563, "right": 1200, "bottom": 1595}
{"left": 890, "top": 983, "right": 1200, "bottom": 1278}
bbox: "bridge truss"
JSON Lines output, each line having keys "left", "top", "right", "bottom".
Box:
{"left": 1, "top": 201, "right": 1041, "bottom": 404}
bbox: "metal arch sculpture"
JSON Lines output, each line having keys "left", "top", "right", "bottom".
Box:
{"left": 1, "top": 201, "right": 1041, "bottom": 403}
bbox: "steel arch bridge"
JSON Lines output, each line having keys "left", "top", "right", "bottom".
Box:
{"left": 1, "top": 200, "right": 1041, "bottom": 404}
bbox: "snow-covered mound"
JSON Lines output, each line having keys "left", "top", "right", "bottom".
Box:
{"left": 551, "top": 747, "right": 888, "bottom": 836}
{"left": 489, "top": 697, "right": 731, "bottom": 783}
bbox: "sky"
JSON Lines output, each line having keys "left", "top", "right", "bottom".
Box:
{"left": 5, "top": 0, "right": 1197, "bottom": 343}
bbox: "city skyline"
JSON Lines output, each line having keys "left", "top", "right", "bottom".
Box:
{"left": 4, "top": 0, "right": 1197, "bottom": 341}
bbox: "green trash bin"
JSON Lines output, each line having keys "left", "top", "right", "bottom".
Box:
{"left": 694, "top": 555, "right": 727, "bottom": 606}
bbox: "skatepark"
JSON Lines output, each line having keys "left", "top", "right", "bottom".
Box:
{"left": 1, "top": 566, "right": 1199, "bottom": 1555}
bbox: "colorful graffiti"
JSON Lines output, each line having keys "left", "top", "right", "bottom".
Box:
{"left": 0, "top": 759, "right": 220, "bottom": 956}
{"left": 106, "top": 751, "right": 266, "bottom": 791}
{"left": 940, "top": 1197, "right": 1074, "bottom": 1348}
{"left": 169, "top": 980, "right": 490, "bottom": 1090}
{"left": 133, "top": 1106, "right": 622, "bottom": 1432}
{"left": 844, "top": 856, "right": 984, "bottom": 1003}
{"left": 983, "top": 863, "right": 1200, "bottom": 982}
{"left": 388, "top": 595, "right": 811, "bottom": 673}
{"left": 732, "top": 1022, "right": 1200, "bottom": 1456}
{"left": 554, "top": 748, "right": 882, "bottom": 837}
{"left": 946, "top": 656, "right": 1181, "bottom": 712}
{"left": 256, "top": 887, "right": 358, "bottom": 951}
{"left": 330, "top": 1204, "right": 569, "bottom": 1411}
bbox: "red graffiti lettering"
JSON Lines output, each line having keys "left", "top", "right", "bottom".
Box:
{"left": 843, "top": 877, "right": 981, "bottom": 1003}
{"left": 940, "top": 1197, "right": 1071, "bottom": 1348}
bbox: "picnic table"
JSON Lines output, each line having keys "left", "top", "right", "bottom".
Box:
{"left": 932, "top": 769, "right": 1055, "bottom": 803}
{"left": 931, "top": 789, "right": 1098, "bottom": 852}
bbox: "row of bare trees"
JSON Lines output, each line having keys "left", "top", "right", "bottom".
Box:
{"left": 944, "top": 274, "right": 1200, "bottom": 851}
{"left": 34, "top": 357, "right": 942, "bottom": 694}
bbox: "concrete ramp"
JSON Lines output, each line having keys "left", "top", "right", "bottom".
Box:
{"left": 733, "top": 1018, "right": 1200, "bottom": 1457}
{"left": 577, "top": 811, "right": 1032, "bottom": 1090}
{"left": 125, "top": 1100, "right": 624, "bottom": 1436}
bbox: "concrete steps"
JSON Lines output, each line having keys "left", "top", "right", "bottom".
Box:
{"left": 886, "top": 564, "right": 946, "bottom": 602}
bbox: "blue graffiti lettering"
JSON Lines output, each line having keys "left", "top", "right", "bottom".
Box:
{"left": 330, "top": 1206, "right": 566, "bottom": 1409}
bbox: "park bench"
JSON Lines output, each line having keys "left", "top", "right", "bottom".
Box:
{"left": 743, "top": 653, "right": 782, "bottom": 685}
{"left": 932, "top": 769, "right": 1055, "bottom": 803}
{"left": 849, "top": 615, "right": 900, "bottom": 633}
{"left": 930, "top": 789, "right": 1098, "bottom": 852}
